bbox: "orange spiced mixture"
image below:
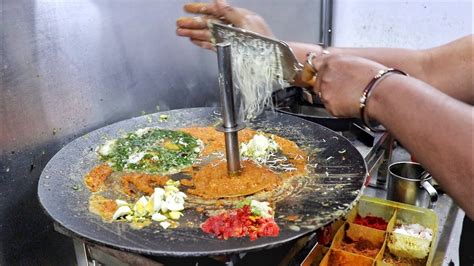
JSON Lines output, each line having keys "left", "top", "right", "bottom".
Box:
{"left": 178, "top": 127, "right": 308, "bottom": 199}
{"left": 181, "top": 127, "right": 307, "bottom": 177}
{"left": 179, "top": 127, "right": 256, "bottom": 156}
{"left": 121, "top": 172, "right": 169, "bottom": 196}
{"left": 84, "top": 164, "right": 113, "bottom": 192}
{"left": 88, "top": 195, "right": 118, "bottom": 221}
{"left": 83, "top": 127, "right": 309, "bottom": 222}
{"left": 85, "top": 127, "right": 307, "bottom": 197}
{"left": 183, "top": 160, "right": 281, "bottom": 199}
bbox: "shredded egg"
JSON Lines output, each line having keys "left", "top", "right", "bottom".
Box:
{"left": 240, "top": 134, "right": 280, "bottom": 163}
{"left": 111, "top": 180, "right": 187, "bottom": 230}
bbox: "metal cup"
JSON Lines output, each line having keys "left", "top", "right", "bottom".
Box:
{"left": 387, "top": 161, "right": 438, "bottom": 208}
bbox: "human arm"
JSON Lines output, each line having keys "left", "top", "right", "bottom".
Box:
{"left": 176, "top": 1, "right": 473, "bottom": 103}
{"left": 311, "top": 54, "right": 474, "bottom": 219}
{"left": 368, "top": 73, "right": 474, "bottom": 219}
{"left": 177, "top": 1, "right": 474, "bottom": 217}
{"left": 289, "top": 36, "right": 474, "bottom": 104}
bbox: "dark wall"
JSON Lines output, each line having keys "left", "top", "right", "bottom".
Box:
{"left": 0, "top": 0, "right": 321, "bottom": 264}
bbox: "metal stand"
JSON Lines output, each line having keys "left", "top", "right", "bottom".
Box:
{"left": 364, "top": 132, "right": 394, "bottom": 189}
{"left": 214, "top": 42, "right": 244, "bottom": 175}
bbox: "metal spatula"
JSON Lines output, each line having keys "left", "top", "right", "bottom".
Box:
{"left": 210, "top": 22, "right": 304, "bottom": 85}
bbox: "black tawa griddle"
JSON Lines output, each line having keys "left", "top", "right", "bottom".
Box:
{"left": 38, "top": 107, "right": 367, "bottom": 257}
{"left": 273, "top": 87, "right": 359, "bottom": 131}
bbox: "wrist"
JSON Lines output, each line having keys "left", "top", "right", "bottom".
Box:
{"left": 360, "top": 69, "right": 408, "bottom": 131}
{"left": 365, "top": 73, "right": 407, "bottom": 122}
{"left": 325, "top": 47, "right": 339, "bottom": 55}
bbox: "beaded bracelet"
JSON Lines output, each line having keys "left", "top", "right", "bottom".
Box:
{"left": 359, "top": 68, "right": 408, "bottom": 132}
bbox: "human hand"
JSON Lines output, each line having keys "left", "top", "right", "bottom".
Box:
{"left": 299, "top": 49, "right": 326, "bottom": 87}
{"left": 176, "top": 0, "right": 274, "bottom": 50}
{"left": 310, "top": 54, "right": 387, "bottom": 118}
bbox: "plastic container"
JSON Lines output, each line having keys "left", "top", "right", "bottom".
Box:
{"left": 332, "top": 222, "right": 385, "bottom": 259}
{"left": 320, "top": 248, "right": 374, "bottom": 266}
{"left": 319, "top": 195, "right": 438, "bottom": 265}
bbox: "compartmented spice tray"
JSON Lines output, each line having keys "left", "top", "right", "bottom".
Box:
{"left": 319, "top": 196, "right": 438, "bottom": 266}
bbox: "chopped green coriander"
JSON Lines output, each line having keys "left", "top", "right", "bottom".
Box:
{"left": 97, "top": 128, "right": 202, "bottom": 174}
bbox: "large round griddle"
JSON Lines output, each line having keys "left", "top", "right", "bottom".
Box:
{"left": 273, "top": 87, "right": 358, "bottom": 131}
{"left": 38, "top": 107, "right": 367, "bottom": 257}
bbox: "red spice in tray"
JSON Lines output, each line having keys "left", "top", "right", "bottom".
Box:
{"left": 354, "top": 214, "right": 388, "bottom": 231}
{"left": 201, "top": 205, "right": 280, "bottom": 240}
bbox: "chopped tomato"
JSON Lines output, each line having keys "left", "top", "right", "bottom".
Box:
{"left": 201, "top": 205, "right": 280, "bottom": 241}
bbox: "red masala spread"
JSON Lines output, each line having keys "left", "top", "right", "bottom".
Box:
{"left": 201, "top": 205, "right": 280, "bottom": 240}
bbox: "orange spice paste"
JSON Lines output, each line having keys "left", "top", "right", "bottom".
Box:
{"left": 121, "top": 172, "right": 169, "bottom": 196}
{"left": 179, "top": 127, "right": 307, "bottom": 177}
{"left": 179, "top": 127, "right": 256, "bottom": 156}
{"left": 184, "top": 160, "right": 281, "bottom": 199}
{"left": 89, "top": 195, "right": 118, "bottom": 221}
{"left": 84, "top": 127, "right": 307, "bottom": 201}
{"left": 84, "top": 164, "right": 113, "bottom": 192}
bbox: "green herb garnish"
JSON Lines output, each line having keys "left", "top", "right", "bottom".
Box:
{"left": 98, "top": 128, "right": 201, "bottom": 174}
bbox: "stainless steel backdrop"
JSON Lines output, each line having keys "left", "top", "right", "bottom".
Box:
{"left": 0, "top": 0, "right": 322, "bottom": 264}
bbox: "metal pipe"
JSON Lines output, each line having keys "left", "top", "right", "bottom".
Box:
{"left": 217, "top": 43, "right": 238, "bottom": 128}
{"left": 216, "top": 42, "right": 242, "bottom": 175}
{"left": 223, "top": 132, "right": 241, "bottom": 174}
{"left": 320, "top": 0, "right": 333, "bottom": 47}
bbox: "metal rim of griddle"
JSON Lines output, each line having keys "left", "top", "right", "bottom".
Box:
{"left": 38, "top": 107, "right": 367, "bottom": 257}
